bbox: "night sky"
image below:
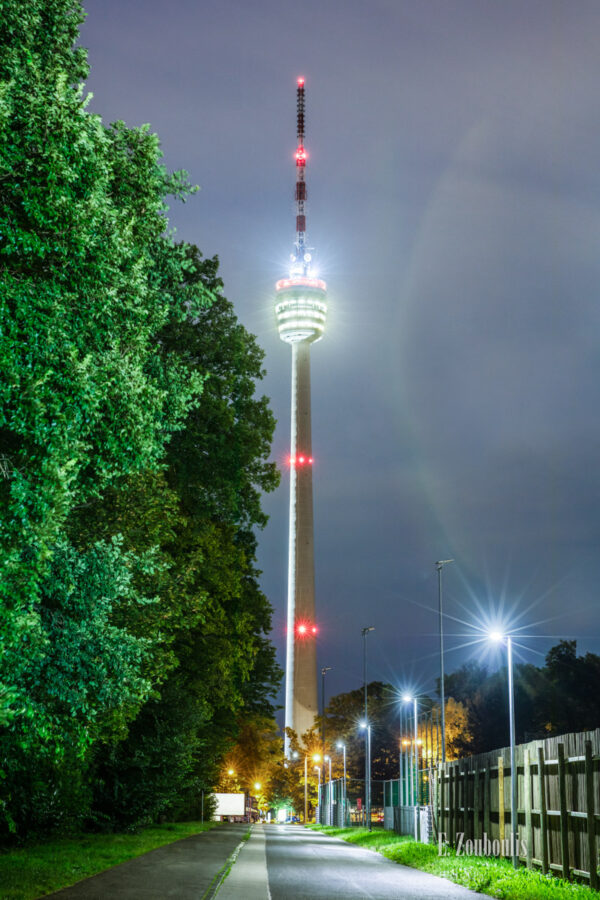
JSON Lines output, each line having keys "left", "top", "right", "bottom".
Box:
{"left": 81, "top": 0, "right": 600, "bottom": 718}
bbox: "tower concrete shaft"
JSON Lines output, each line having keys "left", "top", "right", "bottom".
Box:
{"left": 284, "top": 341, "right": 318, "bottom": 751}
{"left": 276, "top": 78, "right": 327, "bottom": 757}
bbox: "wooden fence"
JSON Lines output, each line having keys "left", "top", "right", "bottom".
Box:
{"left": 433, "top": 727, "right": 600, "bottom": 887}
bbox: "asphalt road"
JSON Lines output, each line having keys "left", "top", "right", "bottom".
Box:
{"left": 43, "top": 824, "right": 481, "bottom": 899}
{"left": 264, "top": 827, "right": 480, "bottom": 900}
{"left": 45, "top": 823, "right": 247, "bottom": 899}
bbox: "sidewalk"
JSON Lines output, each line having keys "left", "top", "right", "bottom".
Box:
{"left": 46, "top": 823, "right": 248, "bottom": 899}
{"left": 215, "top": 825, "right": 269, "bottom": 899}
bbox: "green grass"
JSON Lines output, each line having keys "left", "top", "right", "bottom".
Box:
{"left": 307, "top": 826, "right": 600, "bottom": 900}
{"left": 0, "top": 821, "right": 218, "bottom": 900}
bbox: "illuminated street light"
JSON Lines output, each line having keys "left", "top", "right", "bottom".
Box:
{"left": 302, "top": 753, "right": 321, "bottom": 824}
{"left": 324, "top": 755, "right": 332, "bottom": 825}
{"left": 359, "top": 720, "right": 372, "bottom": 831}
{"left": 436, "top": 559, "right": 454, "bottom": 764}
{"left": 361, "top": 626, "right": 375, "bottom": 829}
{"left": 402, "top": 694, "right": 419, "bottom": 840}
{"left": 489, "top": 630, "right": 518, "bottom": 868}
{"left": 336, "top": 741, "right": 347, "bottom": 826}
{"left": 314, "top": 764, "right": 322, "bottom": 823}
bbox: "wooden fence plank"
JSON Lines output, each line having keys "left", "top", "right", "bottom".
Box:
{"left": 524, "top": 749, "right": 533, "bottom": 867}
{"left": 585, "top": 740, "right": 598, "bottom": 890}
{"left": 449, "top": 766, "right": 455, "bottom": 847}
{"left": 498, "top": 757, "right": 505, "bottom": 853}
{"left": 537, "top": 746, "right": 549, "bottom": 874}
{"left": 473, "top": 766, "right": 480, "bottom": 841}
{"left": 438, "top": 764, "right": 444, "bottom": 840}
{"left": 558, "top": 743, "right": 570, "bottom": 880}
{"left": 484, "top": 766, "right": 491, "bottom": 838}
{"left": 462, "top": 769, "right": 468, "bottom": 839}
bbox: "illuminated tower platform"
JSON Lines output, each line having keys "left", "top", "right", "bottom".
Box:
{"left": 276, "top": 78, "right": 327, "bottom": 756}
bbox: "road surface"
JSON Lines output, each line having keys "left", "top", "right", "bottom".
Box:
{"left": 223, "top": 825, "right": 481, "bottom": 899}
{"left": 47, "top": 824, "right": 481, "bottom": 899}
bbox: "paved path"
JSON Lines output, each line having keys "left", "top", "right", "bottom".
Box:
{"left": 46, "top": 824, "right": 483, "bottom": 899}
{"left": 46, "top": 823, "right": 247, "bottom": 899}
{"left": 262, "top": 826, "right": 480, "bottom": 899}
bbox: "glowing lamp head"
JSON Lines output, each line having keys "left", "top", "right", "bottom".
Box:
{"left": 254, "top": 782, "right": 261, "bottom": 791}
{"left": 313, "top": 753, "right": 321, "bottom": 763}
{"left": 489, "top": 630, "right": 504, "bottom": 643}
{"left": 402, "top": 693, "right": 413, "bottom": 703}
{"left": 336, "top": 742, "right": 344, "bottom": 749}
{"left": 227, "top": 768, "right": 234, "bottom": 776}
{"left": 359, "top": 720, "right": 368, "bottom": 730}
{"left": 297, "top": 77, "right": 305, "bottom": 86}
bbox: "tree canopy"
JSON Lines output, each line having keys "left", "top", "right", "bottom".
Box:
{"left": 0, "top": 0, "right": 280, "bottom": 839}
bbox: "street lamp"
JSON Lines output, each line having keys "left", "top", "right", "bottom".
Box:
{"left": 336, "top": 741, "right": 347, "bottom": 826}
{"left": 321, "top": 666, "right": 332, "bottom": 757}
{"left": 249, "top": 782, "right": 261, "bottom": 824}
{"left": 314, "top": 765, "right": 322, "bottom": 823}
{"left": 402, "top": 694, "right": 419, "bottom": 840}
{"left": 436, "top": 559, "right": 454, "bottom": 764}
{"left": 361, "top": 626, "right": 374, "bottom": 829}
{"left": 360, "top": 720, "right": 372, "bottom": 831}
{"left": 489, "top": 630, "right": 518, "bottom": 868}
{"left": 324, "top": 755, "right": 332, "bottom": 825}
{"left": 303, "top": 752, "right": 321, "bottom": 824}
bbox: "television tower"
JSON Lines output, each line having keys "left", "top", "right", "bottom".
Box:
{"left": 275, "top": 77, "right": 327, "bottom": 757}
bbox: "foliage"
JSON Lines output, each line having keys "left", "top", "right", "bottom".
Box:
{"left": 81, "top": 252, "right": 282, "bottom": 829}
{"left": 444, "top": 641, "right": 600, "bottom": 755}
{"left": 0, "top": 0, "right": 280, "bottom": 839}
{"left": 0, "top": 0, "right": 209, "bottom": 749}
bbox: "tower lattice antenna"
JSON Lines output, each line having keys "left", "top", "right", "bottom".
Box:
{"left": 294, "top": 77, "right": 309, "bottom": 272}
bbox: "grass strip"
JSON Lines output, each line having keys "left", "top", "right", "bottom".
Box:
{"left": 0, "top": 821, "right": 218, "bottom": 900}
{"left": 306, "top": 826, "right": 600, "bottom": 900}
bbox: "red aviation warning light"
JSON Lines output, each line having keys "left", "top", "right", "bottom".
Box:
{"left": 288, "top": 454, "right": 314, "bottom": 466}
{"left": 296, "top": 620, "right": 318, "bottom": 637}
{"left": 297, "top": 76, "right": 305, "bottom": 86}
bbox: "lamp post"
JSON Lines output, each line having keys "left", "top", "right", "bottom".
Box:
{"left": 303, "top": 752, "right": 320, "bottom": 824}
{"left": 490, "top": 631, "right": 518, "bottom": 868}
{"left": 435, "top": 559, "right": 453, "bottom": 764}
{"left": 360, "top": 720, "right": 372, "bottom": 831}
{"left": 403, "top": 694, "right": 419, "bottom": 841}
{"left": 324, "top": 755, "right": 332, "bottom": 825}
{"left": 361, "top": 626, "right": 374, "bottom": 829}
{"left": 314, "top": 765, "right": 322, "bottom": 824}
{"left": 321, "top": 666, "right": 332, "bottom": 757}
{"left": 336, "top": 741, "right": 347, "bottom": 826}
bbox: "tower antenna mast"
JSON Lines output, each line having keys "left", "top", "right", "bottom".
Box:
{"left": 275, "top": 78, "right": 328, "bottom": 757}
{"left": 294, "top": 77, "right": 308, "bottom": 270}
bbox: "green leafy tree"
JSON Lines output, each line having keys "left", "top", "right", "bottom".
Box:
{"left": 80, "top": 250, "right": 282, "bottom": 827}
{"left": 0, "top": 0, "right": 215, "bottom": 836}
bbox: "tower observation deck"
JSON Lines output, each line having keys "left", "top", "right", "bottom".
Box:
{"left": 276, "top": 78, "right": 327, "bottom": 757}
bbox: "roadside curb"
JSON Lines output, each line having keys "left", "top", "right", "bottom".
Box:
{"left": 203, "top": 828, "right": 251, "bottom": 899}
